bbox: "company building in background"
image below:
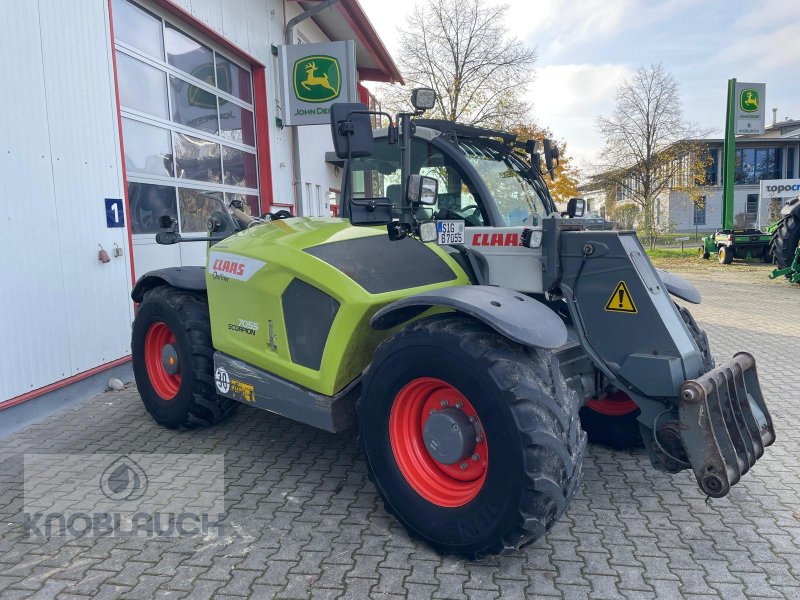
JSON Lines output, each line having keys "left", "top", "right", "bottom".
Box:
{"left": 582, "top": 116, "right": 800, "bottom": 232}
{"left": 0, "top": 0, "right": 400, "bottom": 413}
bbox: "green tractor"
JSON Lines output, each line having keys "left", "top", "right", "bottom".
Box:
{"left": 131, "top": 89, "right": 775, "bottom": 557}
{"left": 768, "top": 196, "right": 800, "bottom": 283}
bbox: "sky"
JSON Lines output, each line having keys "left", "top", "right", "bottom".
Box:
{"left": 358, "top": 0, "right": 800, "bottom": 168}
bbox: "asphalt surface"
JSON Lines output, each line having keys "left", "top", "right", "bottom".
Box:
{"left": 0, "top": 264, "right": 798, "bottom": 599}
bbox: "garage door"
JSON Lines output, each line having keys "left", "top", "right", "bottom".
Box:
{"left": 112, "top": 0, "right": 262, "bottom": 276}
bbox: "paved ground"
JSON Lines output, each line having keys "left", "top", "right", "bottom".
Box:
{"left": 1, "top": 264, "right": 799, "bottom": 599}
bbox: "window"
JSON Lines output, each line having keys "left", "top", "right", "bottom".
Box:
{"left": 350, "top": 138, "right": 487, "bottom": 226}
{"left": 113, "top": 0, "right": 261, "bottom": 227}
{"left": 128, "top": 182, "right": 177, "bottom": 234}
{"left": 788, "top": 147, "right": 795, "bottom": 179}
{"left": 745, "top": 194, "right": 759, "bottom": 228}
{"left": 122, "top": 118, "right": 173, "bottom": 177}
{"left": 735, "top": 147, "right": 781, "bottom": 184}
{"left": 693, "top": 198, "right": 706, "bottom": 226}
{"left": 112, "top": 0, "right": 163, "bottom": 59}
{"left": 704, "top": 149, "right": 718, "bottom": 185}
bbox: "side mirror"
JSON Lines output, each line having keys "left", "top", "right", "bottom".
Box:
{"left": 566, "top": 197, "right": 585, "bottom": 218}
{"left": 411, "top": 87, "right": 436, "bottom": 112}
{"left": 407, "top": 175, "right": 438, "bottom": 205}
{"left": 155, "top": 231, "right": 179, "bottom": 245}
{"left": 330, "top": 102, "right": 374, "bottom": 159}
{"left": 159, "top": 215, "right": 177, "bottom": 230}
{"left": 349, "top": 198, "right": 393, "bottom": 226}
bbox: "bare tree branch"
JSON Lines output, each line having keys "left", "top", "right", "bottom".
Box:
{"left": 590, "top": 64, "right": 712, "bottom": 246}
{"left": 376, "top": 0, "right": 536, "bottom": 129}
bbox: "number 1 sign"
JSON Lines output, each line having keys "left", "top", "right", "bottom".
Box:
{"left": 105, "top": 198, "right": 124, "bottom": 228}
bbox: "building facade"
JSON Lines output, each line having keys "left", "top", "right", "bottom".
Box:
{"left": 582, "top": 118, "right": 800, "bottom": 233}
{"left": 0, "top": 0, "right": 400, "bottom": 409}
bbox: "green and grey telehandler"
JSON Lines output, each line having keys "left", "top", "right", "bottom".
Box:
{"left": 131, "top": 89, "right": 775, "bottom": 557}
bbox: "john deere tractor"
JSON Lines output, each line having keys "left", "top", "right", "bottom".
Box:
{"left": 131, "top": 89, "right": 775, "bottom": 557}
{"left": 769, "top": 196, "right": 800, "bottom": 283}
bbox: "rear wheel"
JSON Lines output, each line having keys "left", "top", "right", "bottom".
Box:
{"left": 719, "top": 245, "right": 734, "bottom": 264}
{"left": 770, "top": 213, "right": 800, "bottom": 269}
{"left": 132, "top": 285, "right": 237, "bottom": 429}
{"left": 359, "top": 315, "right": 585, "bottom": 558}
{"left": 579, "top": 303, "right": 715, "bottom": 449}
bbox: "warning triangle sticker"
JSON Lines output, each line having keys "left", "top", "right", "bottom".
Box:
{"left": 605, "top": 281, "right": 638, "bottom": 314}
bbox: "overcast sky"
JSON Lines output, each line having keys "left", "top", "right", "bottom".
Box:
{"left": 359, "top": 0, "right": 800, "bottom": 168}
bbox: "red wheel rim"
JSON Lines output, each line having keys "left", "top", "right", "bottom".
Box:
{"left": 144, "top": 322, "right": 181, "bottom": 400}
{"left": 389, "top": 377, "right": 488, "bottom": 507}
{"left": 586, "top": 391, "right": 638, "bottom": 416}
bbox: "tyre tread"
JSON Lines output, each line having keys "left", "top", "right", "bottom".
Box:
{"left": 359, "top": 314, "right": 586, "bottom": 558}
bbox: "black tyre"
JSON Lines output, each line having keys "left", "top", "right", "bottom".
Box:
{"left": 359, "top": 315, "right": 585, "bottom": 558}
{"left": 770, "top": 213, "right": 800, "bottom": 269}
{"left": 132, "top": 285, "right": 237, "bottom": 429}
{"left": 698, "top": 246, "right": 710, "bottom": 260}
{"left": 579, "top": 393, "right": 642, "bottom": 449}
{"left": 579, "top": 303, "right": 715, "bottom": 449}
{"left": 718, "top": 245, "right": 734, "bottom": 264}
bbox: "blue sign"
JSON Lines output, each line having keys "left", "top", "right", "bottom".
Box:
{"left": 105, "top": 198, "right": 124, "bottom": 228}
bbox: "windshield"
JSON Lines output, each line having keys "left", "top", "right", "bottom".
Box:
{"left": 458, "top": 140, "right": 550, "bottom": 227}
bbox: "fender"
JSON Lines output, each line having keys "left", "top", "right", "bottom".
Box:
{"left": 780, "top": 196, "right": 800, "bottom": 218}
{"left": 371, "top": 285, "right": 568, "bottom": 350}
{"left": 131, "top": 266, "right": 206, "bottom": 303}
{"left": 655, "top": 269, "right": 701, "bottom": 304}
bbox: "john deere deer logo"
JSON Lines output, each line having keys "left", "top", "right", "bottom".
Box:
{"left": 740, "top": 88, "right": 760, "bottom": 113}
{"left": 293, "top": 55, "right": 341, "bottom": 103}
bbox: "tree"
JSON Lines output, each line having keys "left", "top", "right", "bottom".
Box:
{"left": 592, "top": 64, "right": 711, "bottom": 246}
{"left": 379, "top": 0, "right": 536, "bottom": 130}
{"left": 510, "top": 123, "right": 580, "bottom": 206}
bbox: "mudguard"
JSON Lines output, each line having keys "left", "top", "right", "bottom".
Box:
{"left": 131, "top": 266, "right": 206, "bottom": 303}
{"left": 371, "top": 285, "right": 568, "bottom": 350}
{"left": 656, "top": 269, "right": 701, "bottom": 304}
{"left": 780, "top": 196, "right": 800, "bottom": 217}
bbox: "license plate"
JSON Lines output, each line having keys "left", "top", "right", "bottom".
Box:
{"left": 437, "top": 220, "right": 465, "bottom": 245}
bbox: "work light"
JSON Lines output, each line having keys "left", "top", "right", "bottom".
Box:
{"left": 411, "top": 87, "right": 436, "bottom": 111}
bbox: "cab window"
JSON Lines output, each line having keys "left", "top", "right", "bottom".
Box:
{"left": 350, "top": 138, "right": 487, "bottom": 226}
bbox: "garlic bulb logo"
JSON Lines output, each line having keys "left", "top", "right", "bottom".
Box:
{"left": 100, "top": 455, "right": 148, "bottom": 502}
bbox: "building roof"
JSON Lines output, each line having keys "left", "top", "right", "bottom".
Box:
{"left": 293, "top": 0, "right": 403, "bottom": 84}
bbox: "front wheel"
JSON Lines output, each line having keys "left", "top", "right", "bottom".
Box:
{"left": 132, "top": 286, "right": 237, "bottom": 429}
{"left": 719, "top": 245, "right": 734, "bottom": 264}
{"left": 359, "top": 315, "right": 585, "bottom": 558}
{"left": 698, "top": 246, "right": 710, "bottom": 260}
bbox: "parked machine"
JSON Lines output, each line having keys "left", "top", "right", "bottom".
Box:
{"left": 698, "top": 229, "right": 772, "bottom": 264}
{"left": 769, "top": 196, "right": 800, "bottom": 283}
{"left": 131, "top": 89, "right": 775, "bottom": 557}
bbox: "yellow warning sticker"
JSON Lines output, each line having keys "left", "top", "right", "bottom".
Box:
{"left": 231, "top": 379, "right": 255, "bottom": 403}
{"left": 604, "top": 281, "right": 638, "bottom": 314}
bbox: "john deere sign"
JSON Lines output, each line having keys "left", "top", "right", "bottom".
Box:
{"left": 279, "top": 41, "right": 356, "bottom": 126}
{"left": 734, "top": 81, "right": 766, "bottom": 135}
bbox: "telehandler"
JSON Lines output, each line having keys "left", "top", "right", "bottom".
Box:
{"left": 131, "top": 88, "right": 775, "bottom": 557}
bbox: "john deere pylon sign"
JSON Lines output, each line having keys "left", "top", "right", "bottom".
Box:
{"left": 734, "top": 81, "right": 766, "bottom": 135}
{"left": 279, "top": 41, "right": 357, "bottom": 126}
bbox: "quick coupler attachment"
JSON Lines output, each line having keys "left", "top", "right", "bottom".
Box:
{"left": 679, "top": 352, "right": 775, "bottom": 497}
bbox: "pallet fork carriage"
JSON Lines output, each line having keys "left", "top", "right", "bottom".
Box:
{"left": 131, "top": 88, "right": 775, "bottom": 557}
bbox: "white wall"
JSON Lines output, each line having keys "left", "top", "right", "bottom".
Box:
{"left": 0, "top": 0, "right": 133, "bottom": 401}
{"left": 0, "top": 0, "right": 352, "bottom": 403}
